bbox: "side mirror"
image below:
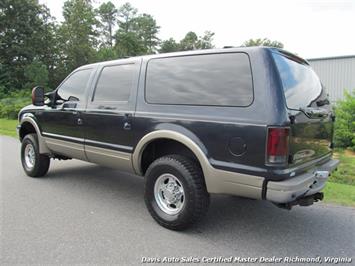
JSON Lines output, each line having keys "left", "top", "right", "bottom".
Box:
{"left": 32, "top": 86, "right": 45, "bottom": 106}
{"left": 45, "top": 90, "right": 57, "bottom": 107}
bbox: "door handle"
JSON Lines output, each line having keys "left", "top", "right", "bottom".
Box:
{"left": 61, "top": 107, "right": 78, "bottom": 115}
{"left": 123, "top": 122, "right": 131, "bottom": 130}
{"left": 77, "top": 118, "right": 83, "bottom": 125}
{"left": 123, "top": 113, "right": 131, "bottom": 120}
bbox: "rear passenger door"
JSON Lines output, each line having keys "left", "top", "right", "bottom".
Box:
{"left": 83, "top": 59, "right": 141, "bottom": 172}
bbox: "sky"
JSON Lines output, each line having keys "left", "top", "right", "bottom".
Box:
{"left": 39, "top": 0, "right": 355, "bottom": 59}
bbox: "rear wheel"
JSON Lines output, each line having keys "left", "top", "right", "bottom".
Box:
{"left": 144, "top": 155, "right": 209, "bottom": 230}
{"left": 21, "top": 134, "right": 50, "bottom": 177}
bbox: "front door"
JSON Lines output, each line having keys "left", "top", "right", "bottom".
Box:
{"left": 39, "top": 67, "right": 95, "bottom": 160}
{"left": 83, "top": 59, "right": 141, "bottom": 172}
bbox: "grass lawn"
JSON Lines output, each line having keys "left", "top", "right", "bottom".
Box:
{"left": 324, "top": 149, "right": 355, "bottom": 206}
{"left": 323, "top": 182, "right": 355, "bottom": 207}
{"left": 0, "top": 118, "right": 18, "bottom": 138}
{"left": 0, "top": 118, "right": 354, "bottom": 206}
{"left": 331, "top": 150, "right": 355, "bottom": 185}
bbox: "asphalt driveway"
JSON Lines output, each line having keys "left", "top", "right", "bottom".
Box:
{"left": 1, "top": 136, "right": 354, "bottom": 265}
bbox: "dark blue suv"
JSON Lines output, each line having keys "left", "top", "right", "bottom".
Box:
{"left": 18, "top": 47, "right": 339, "bottom": 230}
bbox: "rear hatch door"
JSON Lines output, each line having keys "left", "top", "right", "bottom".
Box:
{"left": 272, "top": 52, "right": 333, "bottom": 166}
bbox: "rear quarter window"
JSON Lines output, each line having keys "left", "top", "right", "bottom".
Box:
{"left": 145, "top": 53, "right": 254, "bottom": 107}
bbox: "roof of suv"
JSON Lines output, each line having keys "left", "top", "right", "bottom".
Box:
{"left": 79, "top": 47, "right": 307, "bottom": 69}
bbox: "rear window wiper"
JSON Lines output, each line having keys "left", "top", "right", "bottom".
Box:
{"left": 300, "top": 107, "right": 329, "bottom": 118}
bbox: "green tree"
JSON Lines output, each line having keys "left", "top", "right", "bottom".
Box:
{"left": 242, "top": 38, "right": 284, "bottom": 48}
{"left": 47, "top": 25, "right": 69, "bottom": 88}
{"left": 334, "top": 91, "right": 355, "bottom": 150}
{"left": 34, "top": 10, "right": 59, "bottom": 89}
{"left": 0, "top": 0, "right": 55, "bottom": 90}
{"left": 114, "top": 2, "right": 141, "bottom": 57}
{"left": 160, "top": 31, "right": 215, "bottom": 53}
{"left": 117, "top": 2, "right": 137, "bottom": 34}
{"left": 179, "top": 31, "right": 199, "bottom": 51}
{"left": 115, "top": 3, "right": 160, "bottom": 56}
{"left": 132, "top": 14, "right": 160, "bottom": 54}
{"left": 97, "top": 1, "right": 117, "bottom": 47}
{"left": 95, "top": 47, "right": 118, "bottom": 61}
{"left": 24, "top": 59, "right": 49, "bottom": 88}
{"left": 197, "top": 31, "right": 215, "bottom": 49}
{"left": 115, "top": 31, "right": 145, "bottom": 57}
{"left": 159, "top": 38, "right": 180, "bottom": 53}
{"left": 58, "top": 0, "right": 98, "bottom": 72}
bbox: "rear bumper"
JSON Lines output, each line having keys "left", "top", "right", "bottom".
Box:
{"left": 266, "top": 158, "right": 339, "bottom": 203}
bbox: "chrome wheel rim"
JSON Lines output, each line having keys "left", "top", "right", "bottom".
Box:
{"left": 154, "top": 173, "right": 185, "bottom": 215}
{"left": 24, "top": 143, "right": 35, "bottom": 169}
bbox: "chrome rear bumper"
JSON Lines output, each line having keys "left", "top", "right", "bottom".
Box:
{"left": 266, "top": 159, "right": 339, "bottom": 204}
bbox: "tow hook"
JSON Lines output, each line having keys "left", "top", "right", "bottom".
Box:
{"left": 274, "top": 192, "right": 324, "bottom": 210}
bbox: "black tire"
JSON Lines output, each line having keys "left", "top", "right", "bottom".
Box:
{"left": 144, "top": 155, "right": 209, "bottom": 230}
{"left": 21, "top": 133, "right": 50, "bottom": 177}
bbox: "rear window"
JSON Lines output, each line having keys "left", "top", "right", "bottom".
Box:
{"left": 272, "top": 53, "right": 322, "bottom": 110}
{"left": 145, "top": 53, "right": 253, "bottom": 106}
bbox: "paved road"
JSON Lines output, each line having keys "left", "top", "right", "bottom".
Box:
{"left": 1, "top": 135, "right": 354, "bottom": 265}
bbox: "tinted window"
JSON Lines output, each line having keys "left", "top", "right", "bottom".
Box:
{"left": 57, "top": 69, "right": 92, "bottom": 101}
{"left": 93, "top": 64, "right": 135, "bottom": 102}
{"left": 145, "top": 53, "right": 253, "bottom": 106}
{"left": 272, "top": 53, "right": 322, "bottom": 110}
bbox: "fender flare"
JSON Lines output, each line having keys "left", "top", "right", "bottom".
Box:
{"left": 132, "top": 130, "right": 210, "bottom": 176}
{"left": 20, "top": 116, "right": 51, "bottom": 154}
{"left": 132, "top": 129, "right": 264, "bottom": 198}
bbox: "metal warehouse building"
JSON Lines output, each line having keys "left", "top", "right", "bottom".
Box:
{"left": 307, "top": 55, "right": 355, "bottom": 102}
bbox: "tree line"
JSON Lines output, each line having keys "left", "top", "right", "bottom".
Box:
{"left": 0, "top": 0, "right": 284, "bottom": 92}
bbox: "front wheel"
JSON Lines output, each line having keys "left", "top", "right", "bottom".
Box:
{"left": 144, "top": 155, "right": 209, "bottom": 230}
{"left": 21, "top": 134, "right": 50, "bottom": 177}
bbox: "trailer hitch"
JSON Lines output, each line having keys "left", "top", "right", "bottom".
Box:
{"left": 274, "top": 192, "right": 324, "bottom": 210}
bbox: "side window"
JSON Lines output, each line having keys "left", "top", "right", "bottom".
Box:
{"left": 93, "top": 64, "right": 135, "bottom": 102}
{"left": 57, "top": 68, "right": 92, "bottom": 101}
{"left": 145, "top": 53, "right": 253, "bottom": 107}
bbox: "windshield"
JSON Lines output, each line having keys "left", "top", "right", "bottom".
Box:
{"left": 272, "top": 53, "right": 322, "bottom": 110}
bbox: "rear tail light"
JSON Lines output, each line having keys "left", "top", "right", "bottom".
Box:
{"left": 266, "top": 127, "right": 289, "bottom": 164}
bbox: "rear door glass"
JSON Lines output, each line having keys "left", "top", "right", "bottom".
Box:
{"left": 93, "top": 64, "right": 135, "bottom": 103}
